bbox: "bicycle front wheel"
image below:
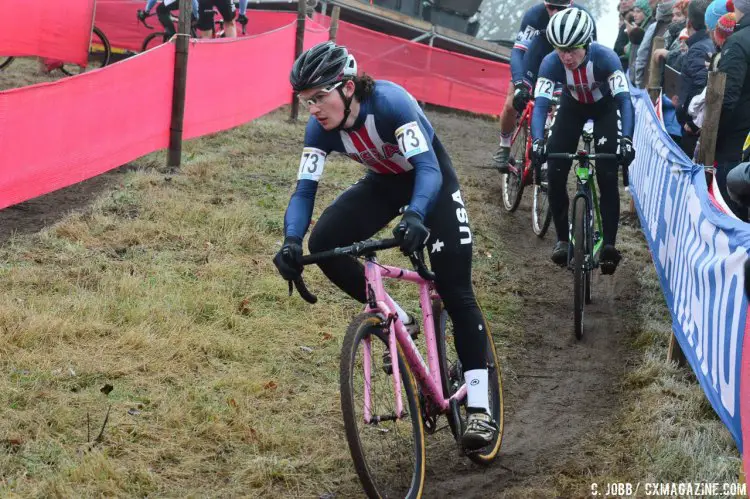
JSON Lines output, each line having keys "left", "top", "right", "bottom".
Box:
{"left": 340, "top": 313, "right": 426, "bottom": 499}
{"left": 573, "top": 196, "right": 588, "bottom": 339}
{"left": 501, "top": 125, "right": 527, "bottom": 212}
{"left": 433, "top": 299, "right": 504, "bottom": 465}
{"left": 0, "top": 56, "right": 14, "bottom": 70}
{"left": 61, "top": 26, "right": 112, "bottom": 76}
{"left": 531, "top": 169, "right": 552, "bottom": 238}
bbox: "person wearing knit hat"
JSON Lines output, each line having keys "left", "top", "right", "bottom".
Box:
{"left": 714, "top": 12, "right": 737, "bottom": 45}
{"left": 633, "top": 0, "right": 653, "bottom": 21}
{"left": 706, "top": 0, "right": 732, "bottom": 30}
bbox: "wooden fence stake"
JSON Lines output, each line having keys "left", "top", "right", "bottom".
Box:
{"left": 290, "top": 0, "right": 307, "bottom": 122}
{"left": 329, "top": 6, "right": 340, "bottom": 42}
{"left": 697, "top": 71, "right": 727, "bottom": 174}
{"left": 647, "top": 36, "right": 665, "bottom": 105}
{"left": 167, "top": 0, "right": 192, "bottom": 168}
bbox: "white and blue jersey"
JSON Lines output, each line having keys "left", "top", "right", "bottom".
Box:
{"left": 511, "top": 3, "right": 596, "bottom": 85}
{"left": 531, "top": 43, "right": 635, "bottom": 140}
{"left": 284, "top": 81, "right": 444, "bottom": 240}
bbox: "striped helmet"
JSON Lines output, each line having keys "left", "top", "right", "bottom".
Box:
{"left": 546, "top": 8, "right": 594, "bottom": 49}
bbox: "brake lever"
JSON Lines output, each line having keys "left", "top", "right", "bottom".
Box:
{"left": 409, "top": 250, "right": 436, "bottom": 281}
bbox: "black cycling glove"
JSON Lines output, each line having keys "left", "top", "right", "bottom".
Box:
{"left": 392, "top": 210, "right": 430, "bottom": 256}
{"left": 273, "top": 236, "right": 304, "bottom": 281}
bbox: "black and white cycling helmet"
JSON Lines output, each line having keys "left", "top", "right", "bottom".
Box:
{"left": 290, "top": 41, "right": 358, "bottom": 93}
{"left": 546, "top": 8, "right": 595, "bottom": 49}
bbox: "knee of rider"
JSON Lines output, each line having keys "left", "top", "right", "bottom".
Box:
{"left": 307, "top": 225, "right": 339, "bottom": 254}
{"left": 438, "top": 289, "right": 478, "bottom": 313}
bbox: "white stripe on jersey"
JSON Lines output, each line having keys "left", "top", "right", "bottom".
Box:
{"left": 364, "top": 115, "right": 413, "bottom": 172}
{"left": 586, "top": 62, "right": 603, "bottom": 101}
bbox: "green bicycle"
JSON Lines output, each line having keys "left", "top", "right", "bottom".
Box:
{"left": 547, "top": 126, "right": 628, "bottom": 340}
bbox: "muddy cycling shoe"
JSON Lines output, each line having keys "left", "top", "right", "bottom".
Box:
{"left": 382, "top": 316, "right": 420, "bottom": 375}
{"left": 461, "top": 410, "right": 498, "bottom": 451}
{"left": 599, "top": 244, "right": 622, "bottom": 275}
{"left": 492, "top": 146, "right": 511, "bottom": 174}
{"left": 551, "top": 241, "right": 570, "bottom": 267}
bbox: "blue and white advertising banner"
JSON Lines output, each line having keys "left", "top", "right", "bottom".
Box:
{"left": 629, "top": 88, "right": 750, "bottom": 452}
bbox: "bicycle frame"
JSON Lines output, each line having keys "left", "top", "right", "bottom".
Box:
{"left": 568, "top": 130, "right": 605, "bottom": 267}
{"left": 361, "top": 256, "right": 466, "bottom": 423}
{"left": 507, "top": 100, "right": 534, "bottom": 180}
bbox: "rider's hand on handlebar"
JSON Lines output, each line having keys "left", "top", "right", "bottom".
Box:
{"left": 512, "top": 81, "right": 531, "bottom": 114}
{"left": 617, "top": 136, "right": 635, "bottom": 167}
{"left": 531, "top": 138, "right": 547, "bottom": 166}
{"left": 273, "top": 236, "right": 304, "bottom": 281}
{"left": 393, "top": 210, "right": 430, "bottom": 256}
{"left": 137, "top": 9, "right": 149, "bottom": 22}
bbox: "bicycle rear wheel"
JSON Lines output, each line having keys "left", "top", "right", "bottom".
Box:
{"left": 433, "top": 299, "right": 504, "bottom": 465}
{"left": 0, "top": 56, "right": 14, "bottom": 70}
{"left": 61, "top": 26, "right": 112, "bottom": 76}
{"left": 573, "top": 197, "right": 588, "bottom": 339}
{"left": 531, "top": 167, "right": 552, "bottom": 238}
{"left": 340, "top": 313, "right": 426, "bottom": 499}
{"left": 501, "top": 124, "right": 527, "bottom": 212}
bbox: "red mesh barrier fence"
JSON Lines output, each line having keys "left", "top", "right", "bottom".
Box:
{"left": 336, "top": 21, "right": 509, "bottom": 115}
{"left": 0, "top": 44, "right": 175, "bottom": 210}
{"left": 0, "top": 0, "right": 95, "bottom": 66}
{"left": 183, "top": 22, "right": 328, "bottom": 139}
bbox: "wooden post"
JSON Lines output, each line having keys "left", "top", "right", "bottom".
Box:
{"left": 697, "top": 71, "right": 727, "bottom": 172}
{"left": 167, "top": 0, "right": 192, "bottom": 167}
{"left": 668, "top": 333, "right": 688, "bottom": 367}
{"left": 329, "top": 6, "right": 341, "bottom": 42}
{"left": 290, "top": 0, "right": 307, "bottom": 122}
{"left": 647, "top": 36, "right": 665, "bottom": 105}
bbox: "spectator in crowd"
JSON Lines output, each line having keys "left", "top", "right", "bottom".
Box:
{"left": 616, "top": 0, "right": 638, "bottom": 68}
{"left": 636, "top": 0, "right": 677, "bottom": 88}
{"left": 623, "top": 0, "right": 655, "bottom": 79}
{"left": 655, "top": 0, "right": 691, "bottom": 73}
{"left": 675, "top": 0, "right": 714, "bottom": 158}
{"left": 687, "top": 12, "right": 737, "bottom": 157}
{"left": 717, "top": 0, "right": 750, "bottom": 218}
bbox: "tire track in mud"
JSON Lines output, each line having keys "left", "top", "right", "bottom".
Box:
{"left": 423, "top": 110, "right": 640, "bottom": 497}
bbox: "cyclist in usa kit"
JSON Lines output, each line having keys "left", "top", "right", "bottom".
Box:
{"left": 530, "top": 8, "right": 636, "bottom": 274}
{"left": 272, "top": 41, "right": 498, "bottom": 450}
{"left": 492, "top": 0, "right": 597, "bottom": 173}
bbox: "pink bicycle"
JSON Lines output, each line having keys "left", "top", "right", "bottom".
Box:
{"left": 290, "top": 238, "right": 504, "bottom": 498}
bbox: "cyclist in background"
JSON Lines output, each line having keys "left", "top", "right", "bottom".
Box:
{"left": 530, "top": 8, "right": 636, "bottom": 274}
{"left": 197, "top": 0, "right": 248, "bottom": 38}
{"left": 273, "top": 41, "right": 499, "bottom": 450}
{"left": 492, "top": 0, "right": 597, "bottom": 173}
{"left": 138, "top": 0, "right": 199, "bottom": 42}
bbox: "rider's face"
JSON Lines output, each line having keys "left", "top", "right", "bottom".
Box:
{"left": 298, "top": 81, "right": 354, "bottom": 131}
{"left": 555, "top": 47, "right": 587, "bottom": 69}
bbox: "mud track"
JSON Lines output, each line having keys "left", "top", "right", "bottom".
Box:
{"left": 0, "top": 107, "right": 641, "bottom": 498}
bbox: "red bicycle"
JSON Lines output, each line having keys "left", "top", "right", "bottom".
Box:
{"left": 501, "top": 98, "right": 556, "bottom": 238}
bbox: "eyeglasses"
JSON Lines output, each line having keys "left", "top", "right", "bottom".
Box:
{"left": 555, "top": 44, "right": 586, "bottom": 53}
{"left": 298, "top": 81, "right": 342, "bottom": 109}
{"left": 545, "top": 3, "right": 568, "bottom": 12}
